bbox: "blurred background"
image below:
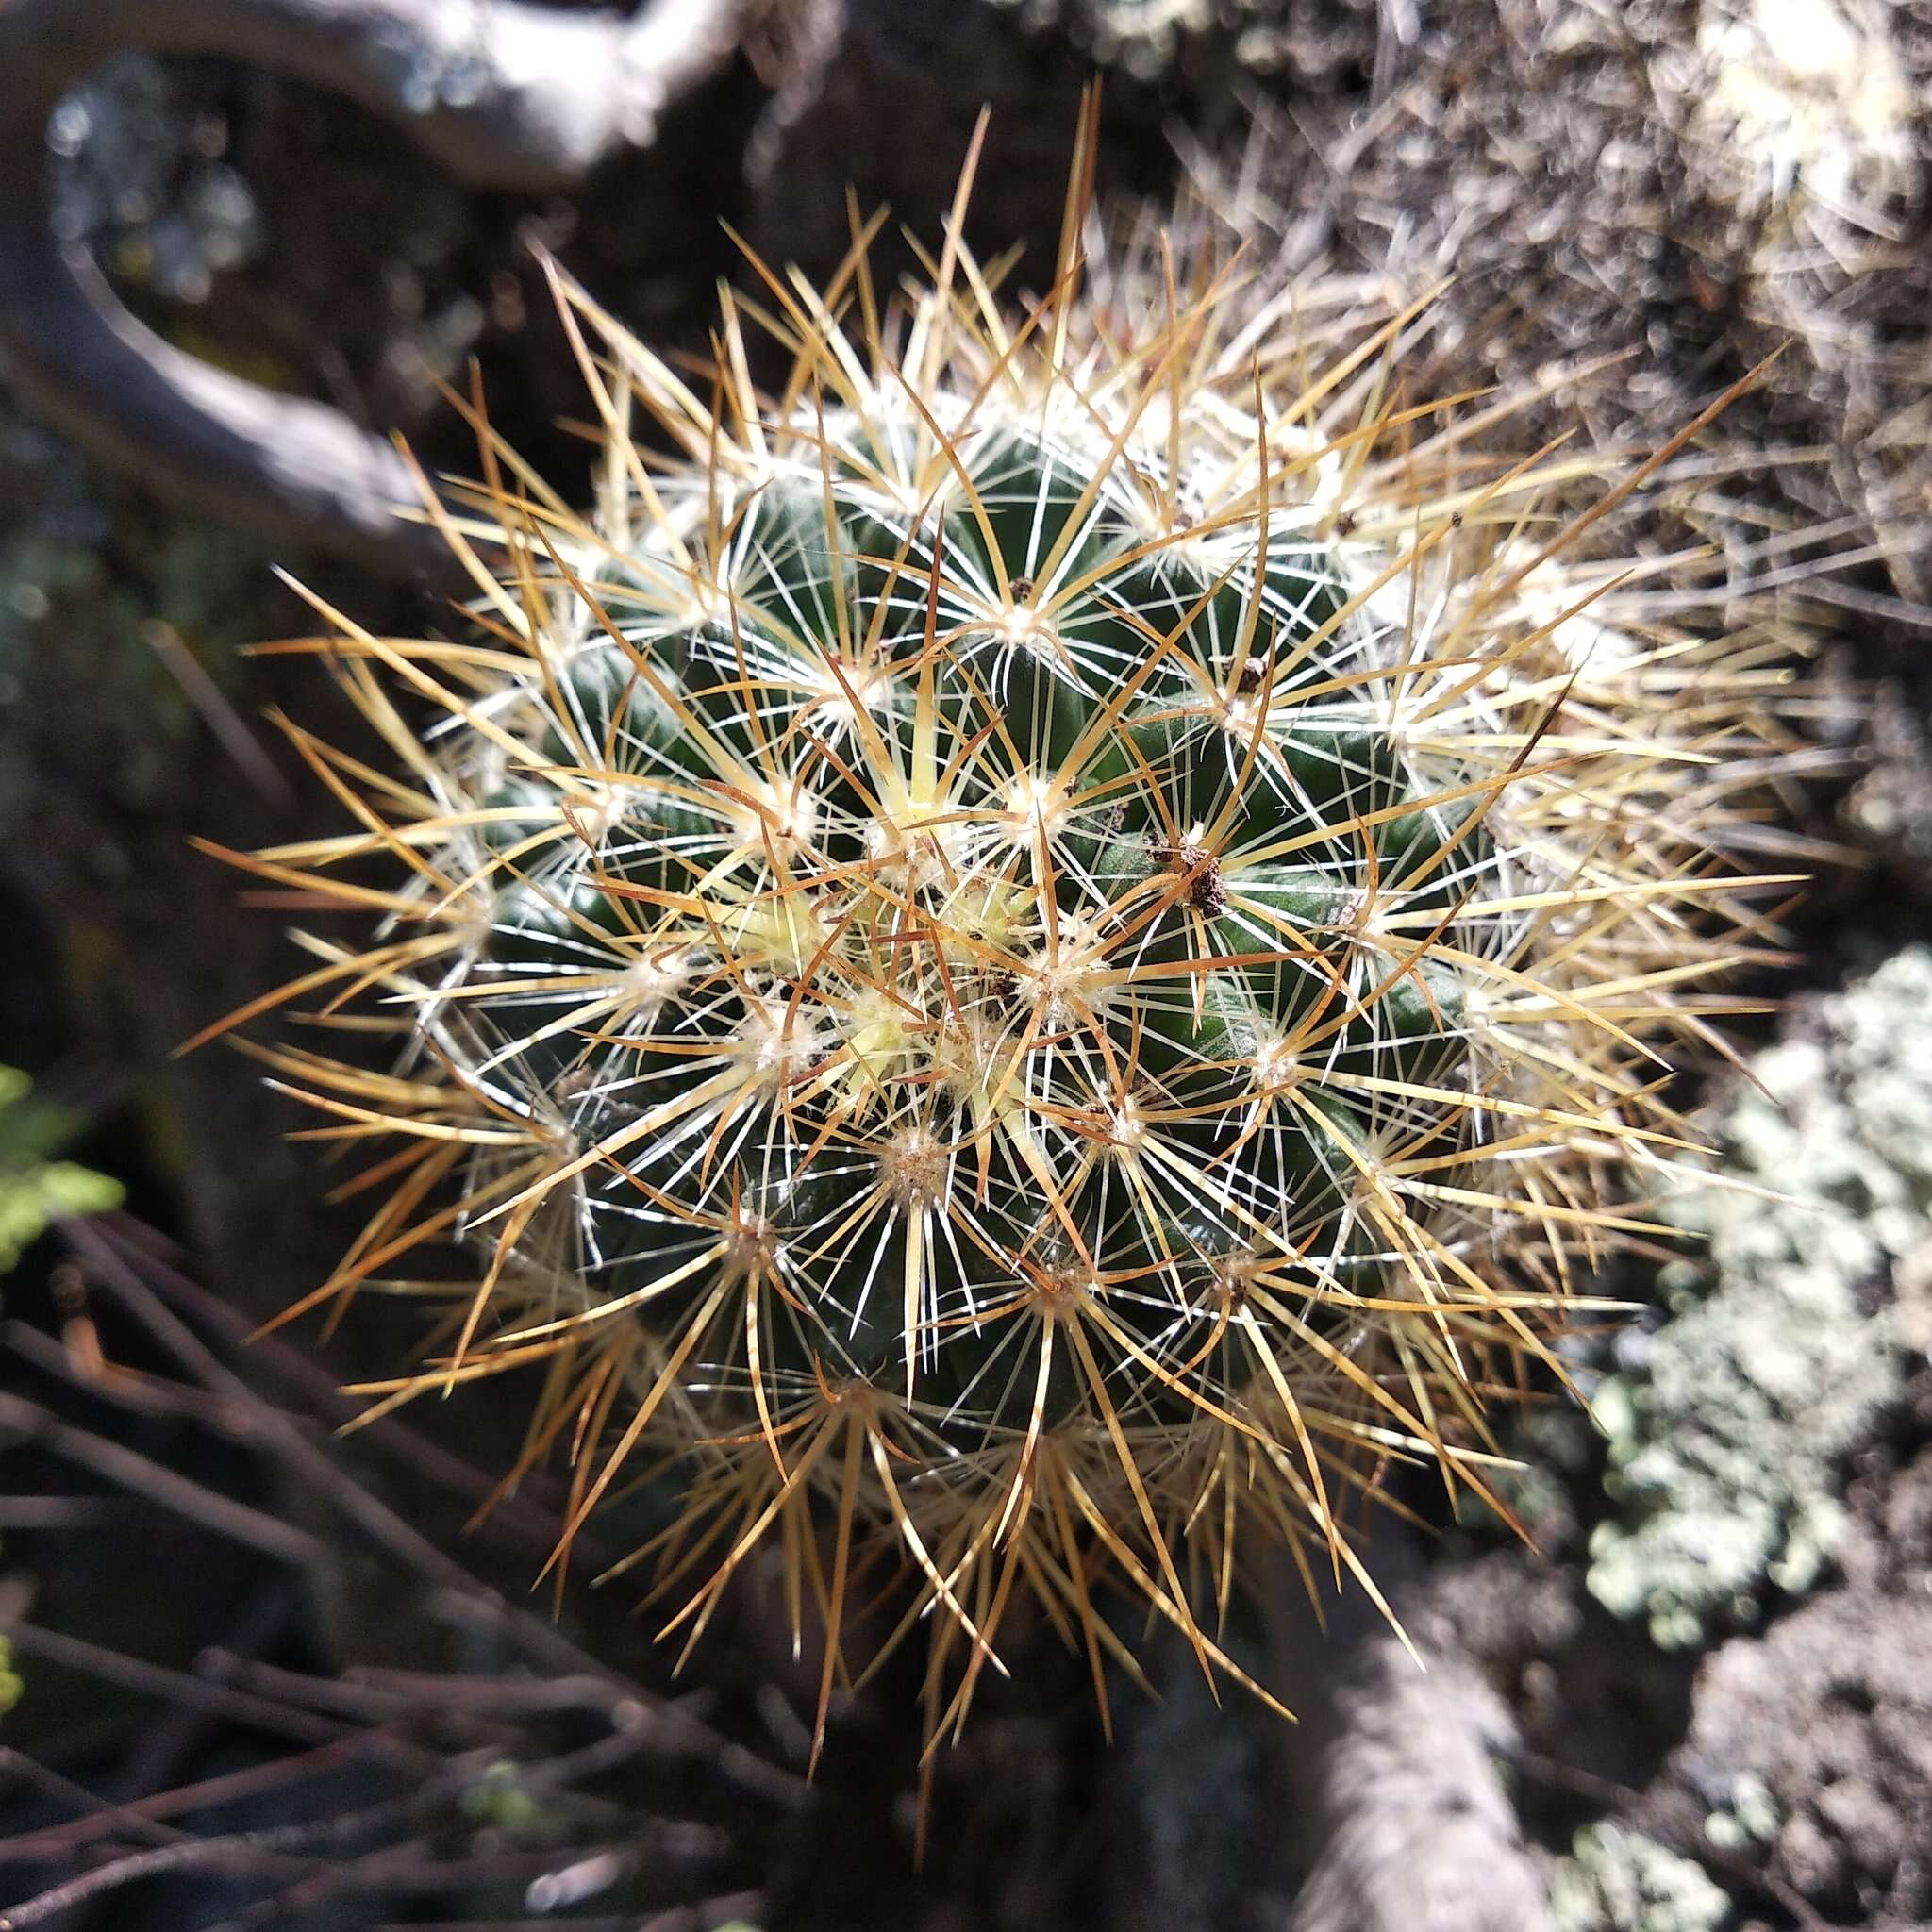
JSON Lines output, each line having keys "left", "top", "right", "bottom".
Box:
{"left": 1, "top": 3, "right": 1929, "bottom": 1927}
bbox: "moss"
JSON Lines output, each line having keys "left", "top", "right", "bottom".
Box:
{"left": 1587, "top": 948, "right": 1932, "bottom": 1646}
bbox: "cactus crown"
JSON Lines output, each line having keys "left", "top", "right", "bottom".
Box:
{"left": 207, "top": 119, "right": 1794, "bottom": 1755}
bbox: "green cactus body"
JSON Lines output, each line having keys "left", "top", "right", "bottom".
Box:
{"left": 463, "top": 421, "right": 1474, "bottom": 1406}
{"left": 209, "top": 162, "right": 1796, "bottom": 1740}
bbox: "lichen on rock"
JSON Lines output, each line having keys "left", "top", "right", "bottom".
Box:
{"left": 986, "top": 0, "right": 1375, "bottom": 85}
{"left": 1587, "top": 947, "right": 1932, "bottom": 1645}
{"left": 1550, "top": 1824, "right": 1730, "bottom": 1932}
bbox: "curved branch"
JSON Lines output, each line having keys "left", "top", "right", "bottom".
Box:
{"left": 1288, "top": 1633, "right": 1548, "bottom": 1932}
{"left": 0, "top": 0, "right": 748, "bottom": 578}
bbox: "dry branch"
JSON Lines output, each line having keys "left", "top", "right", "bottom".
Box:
{"left": 0, "top": 0, "right": 749, "bottom": 575}
{"left": 0, "top": 1211, "right": 789, "bottom": 1931}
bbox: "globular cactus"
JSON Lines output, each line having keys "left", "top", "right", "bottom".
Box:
{"left": 202, "top": 121, "right": 1798, "bottom": 1753}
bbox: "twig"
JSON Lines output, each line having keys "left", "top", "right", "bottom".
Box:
{"left": 0, "top": 1315, "right": 242, "bottom": 1427}
{"left": 638, "top": 1891, "right": 768, "bottom": 1932}
{"left": 0, "top": 1737, "right": 397, "bottom": 1863}
{"left": 0, "top": 0, "right": 750, "bottom": 573}
{"left": 75, "top": 1217, "right": 591, "bottom": 1562}
{"left": 63, "top": 1217, "right": 808, "bottom": 1813}
{"left": 0, "top": 1623, "right": 355, "bottom": 1752}
{"left": 0, "top": 1778, "right": 461, "bottom": 1929}
{"left": 115, "top": 1577, "right": 305, "bottom": 1820}
{"left": 0, "top": 1497, "right": 145, "bottom": 1527}
{"left": 0, "top": 1224, "right": 791, "bottom": 1932}
{"left": 0, "top": 1751, "right": 191, "bottom": 1857}
{"left": 0, "top": 1390, "right": 326, "bottom": 1570}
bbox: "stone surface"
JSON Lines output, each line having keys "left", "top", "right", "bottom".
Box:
{"left": 1587, "top": 948, "right": 1932, "bottom": 1646}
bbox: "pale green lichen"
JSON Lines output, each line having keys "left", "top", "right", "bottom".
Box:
{"left": 1587, "top": 948, "right": 1932, "bottom": 1646}
{"left": 1702, "top": 1773, "right": 1779, "bottom": 1857}
{"left": 988, "top": 0, "right": 1332, "bottom": 83}
{"left": 1550, "top": 1824, "right": 1729, "bottom": 1932}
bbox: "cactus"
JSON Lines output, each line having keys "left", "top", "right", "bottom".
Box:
{"left": 199, "top": 124, "right": 1801, "bottom": 1751}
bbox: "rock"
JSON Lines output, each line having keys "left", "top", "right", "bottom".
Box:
{"left": 1647, "top": 1570, "right": 1932, "bottom": 1920}
{"left": 1586, "top": 947, "right": 1932, "bottom": 1645}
